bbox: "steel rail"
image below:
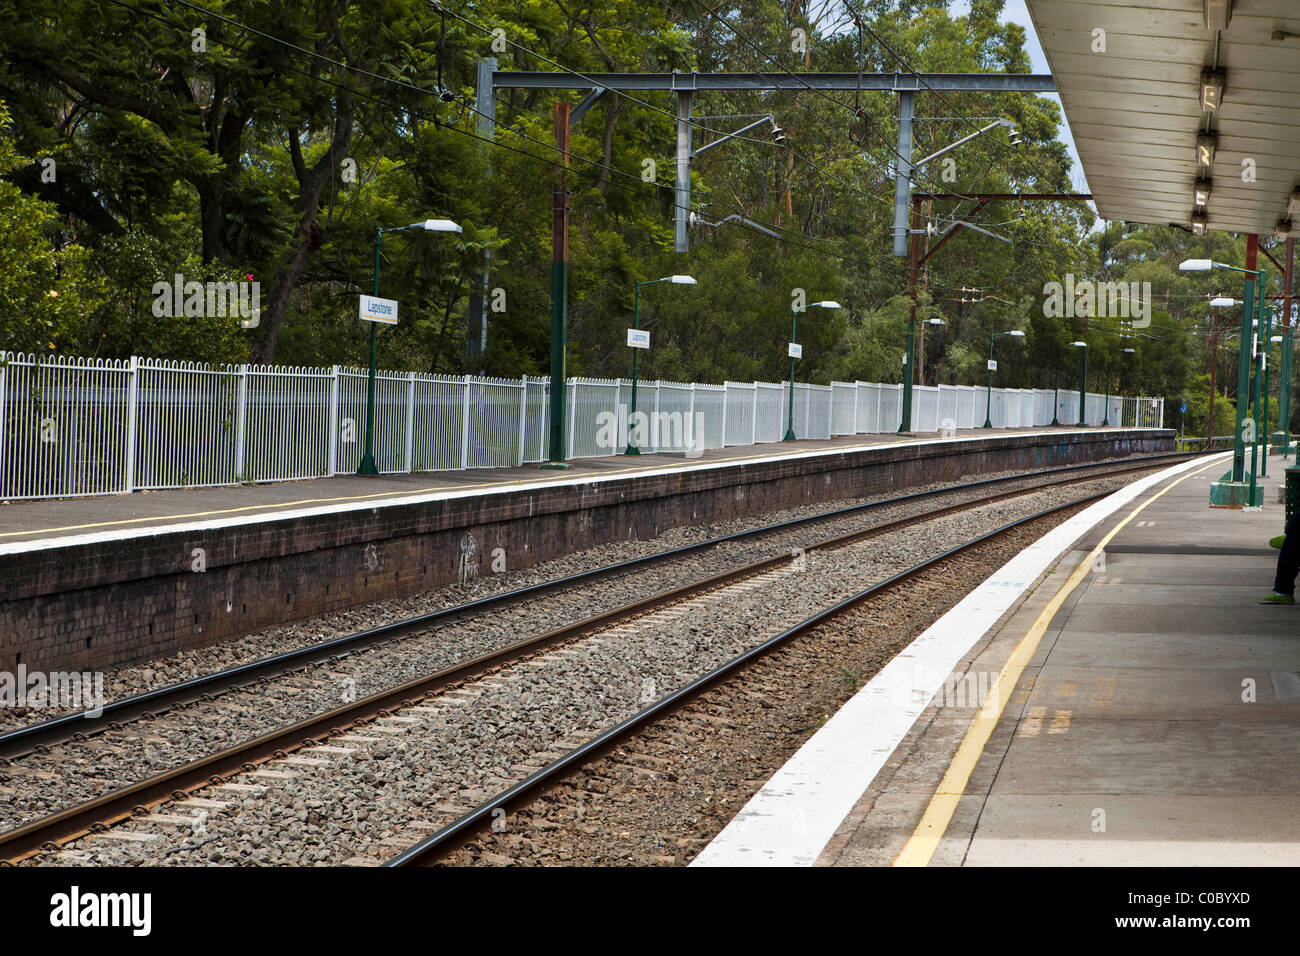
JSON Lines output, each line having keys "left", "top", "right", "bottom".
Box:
{"left": 0, "top": 458, "right": 1179, "bottom": 863}
{"left": 386, "top": 486, "right": 1116, "bottom": 866}
{"left": 0, "top": 451, "right": 1200, "bottom": 762}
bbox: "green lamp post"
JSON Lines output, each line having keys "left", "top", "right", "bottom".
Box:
{"left": 1117, "top": 347, "right": 1136, "bottom": 425}
{"left": 357, "top": 218, "right": 461, "bottom": 476}
{"left": 625, "top": 274, "right": 697, "bottom": 455}
{"left": 1283, "top": 322, "right": 1295, "bottom": 461}
{"left": 1071, "top": 340, "right": 1088, "bottom": 425}
{"left": 1181, "top": 258, "right": 1267, "bottom": 487}
{"left": 982, "top": 330, "right": 1025, "bottom": 428}
{"left": 784, "top": 299, "right": 841, "bottom": 442}
{"left": 1050, "top": 367, "right": 1060, "bottom": 427}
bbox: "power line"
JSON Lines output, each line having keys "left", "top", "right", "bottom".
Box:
{"left": 433, "top": 1, "right": 907, "bottom": 219}
{"left": 657, "top": 0, "right": 969, "bottom": 202}
{"left": 153, "top": 0, "right": 834, "bottom": 252}
{"left": 852, "top": 14, "right": 1087, "bottom": 213}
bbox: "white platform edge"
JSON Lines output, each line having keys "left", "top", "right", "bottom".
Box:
{"left": 690, "top": 452, "right": 1226, "bottom": 867}
{"left": 0, "top": 430, "right": 1165, "bottom": 555}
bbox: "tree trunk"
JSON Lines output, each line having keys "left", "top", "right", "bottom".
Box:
{"left": 250, "top": 109, "right": 354, "bottom": 362}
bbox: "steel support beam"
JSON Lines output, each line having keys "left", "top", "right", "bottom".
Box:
{"left": 892, "top": 90, "right": 914, "bottom": 257}
{"left": 570, "top": 86, "right": 607, "bottom": 124}
{"left": 466, "top": 57, "right": 497, "bottom": 371}
{"left": 492, "top": 72, "right": 1055, "bottom": 93}
{"left": 675, "top": 90, "right": 693, "bottom": 253}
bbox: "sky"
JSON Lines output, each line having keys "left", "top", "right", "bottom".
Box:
{"left": 948, "top": 0, "right": 1088, "bottom": 191}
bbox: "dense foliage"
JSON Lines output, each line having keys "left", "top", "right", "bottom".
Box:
{"left": 0, "top": 0, "right": 1290, "bottom": 432}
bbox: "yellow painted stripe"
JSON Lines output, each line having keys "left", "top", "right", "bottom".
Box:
{"left": 892, "top": 456, "right": 1225, "bottom": 867}
{"left": 0, "top": 437, "right": 905, "bottom": 540}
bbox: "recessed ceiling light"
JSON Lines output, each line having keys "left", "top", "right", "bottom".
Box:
{"left": 1196, "top": 132, "right": 1217, "bottom": 170}
{"left": 1200, "top": 68, "right": 1225, "bottom": 112}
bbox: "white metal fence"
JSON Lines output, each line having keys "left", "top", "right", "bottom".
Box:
{"left": 0, "top": 352, "right": 1165, "bottom": 500}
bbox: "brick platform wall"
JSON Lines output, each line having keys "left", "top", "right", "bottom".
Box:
{"left": 0, "top": 430, "right": 1173, "bottom": 673}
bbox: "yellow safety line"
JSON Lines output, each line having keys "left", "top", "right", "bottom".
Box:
{"left": 892, "top": 455, "right": 1226, "bottom": 867}
{"left": 0, "top": 436, "right": 902, "bottom": 539}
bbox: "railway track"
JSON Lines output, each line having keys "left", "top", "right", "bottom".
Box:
{"left": 384, "top": 486, "right": 1117, "bottom": 865}
{"left": 0, "top": 450, "right": 1198, "bottom": 761}
{"left": 0, "top": 454, "right": 1200, "bottom": 865}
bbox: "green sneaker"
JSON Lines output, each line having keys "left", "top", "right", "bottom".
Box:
{"left": 1260, "top": 592, "right": 1296, "bottom": 605}
{"left": 1270, "top": 535, "right": 1286, "bottom": 550}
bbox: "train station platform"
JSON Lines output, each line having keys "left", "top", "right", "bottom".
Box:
{"left": 0, "top": 425, "right": 1169, "bottom": 678}
{"left": 694, "top": 449, "right": 1300, "bottom": 867}
{"left": 1, "top": 426, "right": 1136, "bottom": 546}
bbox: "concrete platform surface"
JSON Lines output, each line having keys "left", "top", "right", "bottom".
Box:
{"left": 695, "top": 449, "right": 1300, "bottom": 866}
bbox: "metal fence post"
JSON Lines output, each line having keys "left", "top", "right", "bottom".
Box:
{"left": 567, "top": 380, "right": 577, "bottom": 461}
{"left": 652, "top": 382, "right": 660, "bottom": 453}
{"left": 327, "top": 365, "right": 339, "bottom": 476}
{"left": 751, "top": 383, "right": 759, "bottom": 445}
{"left": 0, "top": 356, "right": 6, "bottom": 497}
{"left": 688, "top": 383, "right": 696, "bottom": 451}
{"left": 234, "top": 363, "right": 248, "bottom": 482}
{"left": 717, "top": 382, "right": 728, "bottom": 447}
{"left": 404, "top": 371, "right": 417, "bottom": 472}
{"left": 517, "top": 375, "right": 528, "bottom": 466}
{"left": 460, "top": 374, "right": 472, "bottom": 469}
{"left": 539, "top": 379, "right": 548, "bottom": 461}
{"left": 124, "top": 355, "right": 139, "bottom": 493}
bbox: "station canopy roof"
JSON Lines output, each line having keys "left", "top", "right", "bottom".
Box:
{"left": 1024, "top": 0, "right": 1300, "bottom": 236}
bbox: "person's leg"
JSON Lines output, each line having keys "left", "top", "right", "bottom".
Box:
{"left": 1265, "top": 513, "right": 1300, "bottom": 601}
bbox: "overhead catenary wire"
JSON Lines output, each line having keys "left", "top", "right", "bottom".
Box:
{"left": 656, "top": 0, "right": 974, "bottom": 202}
{"left": 150, "top": 0, "right": 836, "bottom": 253}
{"left": 431, "top": 0, "right": 912, "bottom": 219}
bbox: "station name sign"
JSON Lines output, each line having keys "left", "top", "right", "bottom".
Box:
{"left": 359, "top": 295, "right": 399, "bottom": 325}
{"left": 627, "top": 328, "right": 651, "bottom": 349}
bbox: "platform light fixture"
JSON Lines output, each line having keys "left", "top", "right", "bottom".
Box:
{"left": 358, "top": 215, "right": 462, "bottom": 475}
{"left": 1287, "top": 187, "right": 1300, "bottom": 216}
{"left": 1070, "top": 341, "right": 1088, "bottom": 426}
{"left": 982, "top": 330, "right": 1025, "bottom": 428}
{"left": 1191, "top": 210, "right": 1209, "bottom": 235}
{"left": 625, "top": 273, "right": 699, "bottom": 455}
{"left": 1276, "top": 219, "right": 1293, "bottom": 242}
{"left": 784, "top": 299, "right": 841, "bottom": 441}
{"left": 1181, "top": 256, "right": 1268, "bottom": 495}
{"left": 1199, "top": 68, "right": 1226, "bottom": 112}
{"left": 1204, "top": 0, "right": 1232, "bottom": 30}
{"left": 1193, "top": 178, "right": 1213, "bottom": 206}
{"left": 1196, "top": 132, "right": 1217, "bottom": 170}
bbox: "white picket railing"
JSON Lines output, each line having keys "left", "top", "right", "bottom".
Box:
{"left": 0, "top": 352, "right": 1165, "bottom": 500}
